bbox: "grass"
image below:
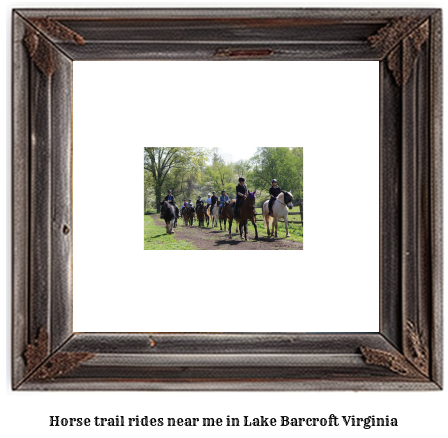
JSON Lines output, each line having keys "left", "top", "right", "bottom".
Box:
{"left": 247, "top": 221, "right": 303, "bottom": 243}
{"left": 144, "top": 215, "right": 197, "bottom": 250}
{"left": 249, "top": 207, "right": 303, "bottom": 243}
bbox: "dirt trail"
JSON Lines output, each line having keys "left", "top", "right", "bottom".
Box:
{"left": 152, "top": 215, "right": 303, "bottom": 250}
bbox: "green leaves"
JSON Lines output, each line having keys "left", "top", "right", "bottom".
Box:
{"left": 250, "top": 147, "right": 303, "bottom": 198}
{"left": 144, "top": 147, "right": 303, "bottom": 210}
{"left": 144, "top": 147, "right": 209, "bottom": 208}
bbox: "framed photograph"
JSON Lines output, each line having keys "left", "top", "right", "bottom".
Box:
{"left": 12, "top": 8, "right": 442, "bottom": 390}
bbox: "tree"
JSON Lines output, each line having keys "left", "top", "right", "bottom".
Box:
{"left": 143, "top": 170, "right": 154, "bottom": 213}
{"left": 233, "top": 159, "right": 251, "bottom": 178}
{"left": 251, "top": 147, "right": 303, "bottom": 198}
{"left": 144, "top": 147, "right": 208, "bottom": 212}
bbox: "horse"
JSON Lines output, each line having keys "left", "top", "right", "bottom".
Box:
{"left": 210, "top": 204, "right": 220, "bottom": 228}
{"left": 218, "top": 206, "right": 226, "bottom": 231}
{"left": 204, "top": 205, "right": 210, "bottom": 227}
{"left": 196, "top": 204, "right": 206, "bottom": 227}
{"left": 220, "top": 201, "right": 235, "bottom": 238}
{"left": 262, "top": 190, "right": 294, "bottom": 238}
{"left": 183, "top": 206, "right": 195, "bottom": 227}
{"left": 159, "top": 200, "right": 176, "bottom": 234}
{"left": 173, "top": 205, "right": 179, "bottom": 228}
{"left": 235, "top": 191, "right": 258, "bottom": 240}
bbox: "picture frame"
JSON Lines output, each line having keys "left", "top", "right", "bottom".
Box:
{"left": 12, "top": 8, "right": 442, "bottom": 390}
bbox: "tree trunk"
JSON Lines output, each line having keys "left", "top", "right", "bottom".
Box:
{"left": 155, "top": 185, "right": 162, "bottom": 213}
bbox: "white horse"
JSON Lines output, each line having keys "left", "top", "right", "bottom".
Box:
{"left": 263, "top": 191, "right": 294, "bottom": 238}
{"left": 210, "top": 204, "right": 220, "bottom": 228}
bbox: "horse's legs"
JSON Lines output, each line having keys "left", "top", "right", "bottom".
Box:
{"left": 251, "top": 219, "right": 258, "bottom": 239}
{"left": 265, "top": 212, "right": 271, "bottom": 237}
{"left": 228, "top": 220, "right": 232, "bottom": 239}
{"left": 274, "top": 219, "right": 278, "bottom": 238}
{"left": 244, "top": 222, "right": 248, "bottom": 240}
{"left": 284, "top": 218, "right": 290, "bottom": 237}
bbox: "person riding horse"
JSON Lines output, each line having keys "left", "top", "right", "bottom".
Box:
{"left": 205, "top": 193, "right": 212, "bottom": 213}
{"left": 181, "top": 198, "right": 188, "bottom": 216}
{"left": 196, "top": 196, "right": 204, "bottom": 213}
{"left": 163, "top": 189, "right": 179, "bottom": 218}
{"left": 218, "top": 190, "right": 229, "bottom": 215}
{"left": 164, "top": 189, "right": 175, "bottom": 204}
{"left": 269, "top": 179, "right": 282, "bottom": 216}
{"left": 234, "top": 177, "right": 247, "bottom": 218}
{"left": 182, "top": 199, "right": 195, "bottom": 226}
{"left": 210, "top": 191, "right": 218, "bottom": 215}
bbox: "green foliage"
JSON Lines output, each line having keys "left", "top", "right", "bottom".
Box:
{"left": 144, "top": 170, "right": 155, "bottom": 213}
{"left": 233, "top": 159, "right": 251, "bottom": 178}
{"left": 144, "top": 147, "right": 303, "bottom": 210}
{"left": 144, "top": 147, "right": 209, "bottom": 211}
{"left": 205, "top": 161, "right": 234, "bottom": 193}
{"left": 250, "top": 147, "right": 303, "bottom": 198}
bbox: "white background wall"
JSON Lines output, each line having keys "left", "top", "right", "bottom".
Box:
{"left": 2, "top": 1, "right": 446, "bottom": 438}
{"left": 73, "top": 60, "right": 379, "bottom": 333}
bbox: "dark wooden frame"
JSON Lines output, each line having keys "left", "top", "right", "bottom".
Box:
{"left": 12, "top": 8, "right": 442, "bottom": 390}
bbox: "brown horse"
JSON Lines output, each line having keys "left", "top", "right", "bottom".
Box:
{"left": 183, "top": 206, "right": 195, "bottom": 226}
{"left": 220, "top": 202, "right": 235, "bottom": 238}
{"left": 235, "top": 191, "right": 258, "bottom": 240}
{"left": 196, "top": 204, "right": 206, "bottom": 227}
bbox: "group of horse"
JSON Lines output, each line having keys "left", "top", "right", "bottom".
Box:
{"left": 159, "top": 190, "right": 294, "bottom": 240}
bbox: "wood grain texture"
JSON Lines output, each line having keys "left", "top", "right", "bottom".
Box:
{"left": 29, "top": 56, "right": 52, "bottom": 348}
{"left": 12, "top": 13, "right": 30, "bottom": 388}
{"left": 12, "top": 7, "right": 443, "bottom": 391}
{"left": 429, "top": 10, "right": 443, "bottom": 388}
{"left": 50, "top": 49, "right": 73, "bottom": 351}
{"left": 379, "top": 60, "right": 402, "bottom": 350}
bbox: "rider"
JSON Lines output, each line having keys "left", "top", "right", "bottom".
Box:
{"left": 218, "top": 190, "right": 229, "bottom": 215}
{"left": 206, "top": 193, "right": 212, "bottom": 213}
{"left": 163, "top": 189, "right": 179, "bottom": 218}
{"left": 196, "top": 196, "right": 204, "bottom": 213}
{"left": 164, "top": 189, "right": 175, "bottom": 204}
{"left": 234, "top": 177, "right": 247, "bottom": 218}
{"left": 181, "top": 198, "right": 188, "bottom": 216}
{"left": 268, "top": 179, "right": 282, "bottom": 216}
{"left": 210, "top": 191, "right": 218, "bottom": 215}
